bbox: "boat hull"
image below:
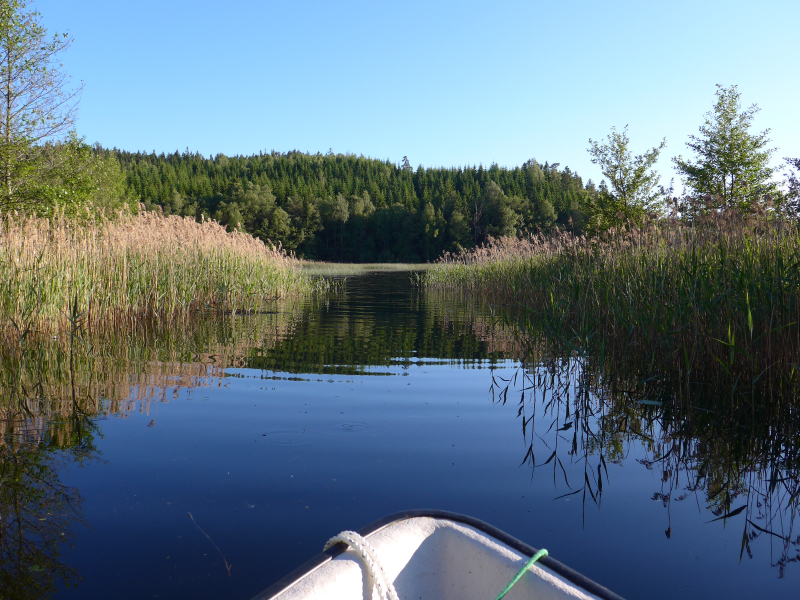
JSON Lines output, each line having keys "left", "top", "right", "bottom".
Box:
{"left": 253, "top": 510, "right": 625, "bottom": 600}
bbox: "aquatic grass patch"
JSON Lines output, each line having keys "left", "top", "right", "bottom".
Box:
{"left": 426, "top": 212, "right": 800, "bottom": 398}
{"left": 429, "top": 212, "right": 800, "bottom": 571}
{"left": 0, "top": 207, "right": 317, "bottom": 337}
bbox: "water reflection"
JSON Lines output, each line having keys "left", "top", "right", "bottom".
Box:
{"left": 0, "top": 412, "right": 96, "bottom": 599}
{"left": 1, "top": 271, "right": 797, "bottom": 599}
{"left": 0, "top": 274, "right": 517, "bottom": 597}
{"left": 0, "top": 302, "right": 310, "bottom": 596}
{"left": 247, "top": 275, "right": 521, "bottom": 375}
{"left": 492, "top": 349, "right": 800, "bottom": 577}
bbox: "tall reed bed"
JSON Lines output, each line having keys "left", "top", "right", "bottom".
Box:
{"left": 0, "top": 207, "right": 314, "bottom": 336}
{"left": 427, "top": 213, "right": 800, "bottom": 398}
{"left": 430, "top": 212, "right": 800, "bottom": 566}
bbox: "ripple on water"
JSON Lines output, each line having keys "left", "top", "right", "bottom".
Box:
{"left": 320, "top": 419, "right": 388, "bottom": 437}
{"left": 262, "top": 429, "right": 311, "bottom": 446}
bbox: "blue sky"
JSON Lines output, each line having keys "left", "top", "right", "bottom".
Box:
{"left": 37, "top": 0, "right": 799, "bottom": 187}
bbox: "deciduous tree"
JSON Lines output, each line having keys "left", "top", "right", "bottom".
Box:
{"left": 588, "top": 126, "right": 665, "bottom": 210}
{"left": 586, "top": 126, "right": 665, "bottom": 231}
{"left": 0, "top": 0, "right": 82, "bottom": 211}
{"left": 673, "top": 85, "right": 776, "bottom": 213}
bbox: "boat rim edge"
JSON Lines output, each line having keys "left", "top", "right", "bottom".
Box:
{"left": 249, "top": 509, "right": 627, "bottom": 600}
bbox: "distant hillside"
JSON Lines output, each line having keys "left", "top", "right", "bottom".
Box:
{"left": 114, "top": 149, "right": 597, "bottom": 262}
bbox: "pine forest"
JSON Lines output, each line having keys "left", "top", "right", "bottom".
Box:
{"left": 115, "top": 149, "right": 594, "bottom": 262}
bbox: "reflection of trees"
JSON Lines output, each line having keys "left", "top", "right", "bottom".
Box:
{"left": 493, "top": 352, "right": 800, "bottom": 576}
{"left": 0, "top": 414, "right": 96, "bottom": 599}
{"left": 248, "top": 278, "right": 522, "bottom": 375}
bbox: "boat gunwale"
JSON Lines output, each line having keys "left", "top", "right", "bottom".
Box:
{"left": 250, "top": 509, "right": 627, "bottom": 600}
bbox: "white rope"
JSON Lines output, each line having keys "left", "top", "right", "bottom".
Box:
{"left": 323, "top": 530, "right": 400, "bottom": 600}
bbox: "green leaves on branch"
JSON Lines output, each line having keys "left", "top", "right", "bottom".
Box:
{"left": 588, "top": 126, "right": 666, "bottom": 210}
{"left": 586, "top": 85, "right": 789, "bottom": 233}
{"left": 9, "top": 138, "right": 134, "bottom": 216}
{"left": 0, "top": 0, "right": 88, "bottom": 212}
{"left": 586, "top": 125, "right": 666, "bottom": 233}
{"left": 673, "top": 85, "right": 777, "bottom": 215}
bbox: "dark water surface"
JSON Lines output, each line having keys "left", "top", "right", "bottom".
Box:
{"left": 2, "top": 272, "right": 798, "bottom": 599}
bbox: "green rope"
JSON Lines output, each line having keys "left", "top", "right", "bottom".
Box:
{"left": 494, "top": 549, "right": 549, "bottom": 600}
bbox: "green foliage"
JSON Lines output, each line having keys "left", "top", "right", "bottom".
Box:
{"left": 78, "top": 146, "right": 135, "bottom": 212}
{"left": 118, "top": 150, "right": 592, "bottom": 261}
{"left": 482, "top": 180, "right": 519, "bottom": 238}
{"left": 674, "top": 85, "right": 776, "bottom": 213}
{"left": 784, "top": 158, "right": 800, "bottom": 218}
{"left": 0, "top": 0, "right": 82, "bottom": 212}
{"left": 45, "top": 142, "right": 134, "bottom": 215}
{"left": 583, "top": 189, "right": 642, "bottom": 234}
{"left": 586, "top": 125, "right": 666, "bottom": 233}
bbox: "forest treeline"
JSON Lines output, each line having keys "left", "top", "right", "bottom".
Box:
{"left": 114, "top": 149, "right": 596, "bottom": 262}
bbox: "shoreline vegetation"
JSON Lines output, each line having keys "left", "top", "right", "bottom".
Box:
{"left": 433, "top": 209, "right": 800, "bottom": 563}
{"left": 426, "top": 211, "right": 800, "bottom": 401}
{"left": 0, "top": 206, "right": 316, "bottom": 339}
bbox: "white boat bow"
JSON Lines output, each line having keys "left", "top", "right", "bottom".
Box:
{"left": 252, "top": 510, "right": 625, "bottom": 600}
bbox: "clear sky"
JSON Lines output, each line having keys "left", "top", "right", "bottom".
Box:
{"left": 36, "top": 0, "right": 799, "bottom": 187}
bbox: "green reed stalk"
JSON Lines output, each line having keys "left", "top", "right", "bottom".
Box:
{"left": 426, "top": 213, "right": 800, "bottom": 397}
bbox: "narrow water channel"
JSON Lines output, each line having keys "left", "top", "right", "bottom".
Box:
{"left": 1, "top": 272, "right": 797, "bottom": 600}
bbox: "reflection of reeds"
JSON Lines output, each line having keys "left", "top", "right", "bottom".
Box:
{"left": 0, "top": 206, "right": 314, "bottom": 336}
{"left": 439, "top": 213, "right": 800, "bottom": 574}
{"left": 428, "top": 212, "right": 800, "bottom": 397}
{"left": 493, "top": 347, "right": 800, "bottom": 576}
{"left": 0, "top": 308, "right": 305, "bottom": 449}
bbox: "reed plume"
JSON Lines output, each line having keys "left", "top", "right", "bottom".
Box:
{"left": 0, "top": 205, "right": 314, "bottom": 337}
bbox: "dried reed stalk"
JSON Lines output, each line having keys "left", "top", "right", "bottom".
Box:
{"left": 0, "top": 205, "right": 313, "bottom": 337}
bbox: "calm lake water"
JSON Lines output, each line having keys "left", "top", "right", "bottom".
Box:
{"left": 1, "top": 271, "right": 798, "bottom": 599}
